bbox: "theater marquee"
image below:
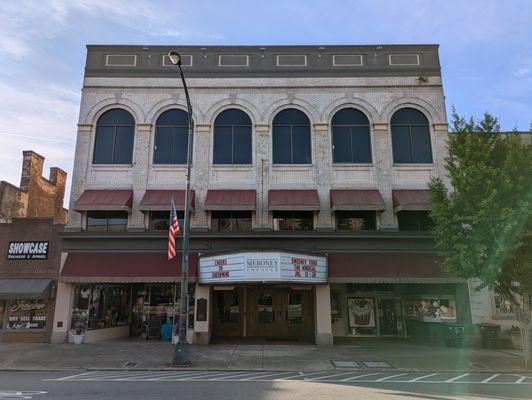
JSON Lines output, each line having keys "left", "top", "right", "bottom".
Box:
{"left": 199, "top": 251, "right": 327, "bottom": 284}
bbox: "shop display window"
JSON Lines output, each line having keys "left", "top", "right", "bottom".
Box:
{"left": 347, "top": 297, "right": 378, "bottom": 335}
{"left": 70, "top": 285, "right": 91, "bottom": 328}
{"left": 257, "top": 293, "right": 274, "bottom": 324}
{"left": 6, "top": 299, "right": 48, "bottom": 330}
{"left": 405, "top": 296, "right": 456, "bottom": 322}
{"left": 0, "top": 301, "right": 6, "bottom": 329}
{"left": 493, "top": 293, "right": 514, "bottom": 316}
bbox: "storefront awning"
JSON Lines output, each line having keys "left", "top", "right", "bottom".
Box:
{"left": 60, "top": 253, "right": 198, "bottom": 283}
{"left": 392, "top": 189, "right": 431, "bottom": 212}
{"left": 139, "top": 190, "right": 195, "bottom": 211}
{"left": 330, "top": 190, "right": 385, "bottom": 211}
{"left": 0, "top": 278, "right": 53, "bottom": 299}
{"left": 328, "top": 253, "right": 464, "bottom": 284}
{"left": 268, "top": 190, "right": 320, "bottom": 211}
{"left": 73, "top": 190, "right": 133, "bottom": 213}
{"left": 204, "top": 190, "right": 256, "bottom": 211}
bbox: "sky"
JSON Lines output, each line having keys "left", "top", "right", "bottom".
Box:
{"left": 0, "top": 0, "right": 531, "bottom": 206}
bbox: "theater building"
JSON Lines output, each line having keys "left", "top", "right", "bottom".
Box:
{"left": 53, "top": 44, "right": 471, "bottom": 345}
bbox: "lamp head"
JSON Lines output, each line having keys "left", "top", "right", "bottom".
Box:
{"left": 168, "top": 51, "right": 181, "bottom": 66}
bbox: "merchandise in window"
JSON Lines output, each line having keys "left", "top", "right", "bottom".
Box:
{"left": 405, "top": 296, "right": 457, "bottom": 322}
{"left": 397, "top": 211, "right": 433, "bottom": 231}
{"left": 149, "top": 211, "right": 184, "bottom": 231}
{"left": 493, "top": 293, "right": 514, "bottom": 315}
{"left": 211, "top": 211, "right": 252, "bottom": 231}
{"left": 336, "top": 211, "right": 376, "bottom": 230}
{"left": 70, "top": 285, "right": 91, "bottom": 329}
{"left": 86, "top": 211, "right": 128, "bottom": 232}
{"left": 7, "top": 299, "right": 48, "bottom": 330}
{"left": 273, "top": 211, "right": 314, "bottom": 231}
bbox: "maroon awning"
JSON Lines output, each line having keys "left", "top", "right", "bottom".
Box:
{"left": 204, "top": 190, "right": 256, "bottom": 211}
{"left": 330, "top": 190, "right": 385, "bottom": 211}
{"left": 73, "top": 190, "right": 133, "bottom": 213}
{"left": 392, "top": 189, "right": 431, "bottom": 212}
{"left": 60, "top": 252, "right": 198, "bottom": 283}
{"left": 328, "top": 253, "right": 462, "bottom": 283}
{"left": 268, "top": 190, "right": 320, "bottom": 211}
{"left": 139, "top": 190, "right": 195, "bottom": 211}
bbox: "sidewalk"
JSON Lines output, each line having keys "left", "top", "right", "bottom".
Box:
{"left": 0, "top": 338, "right": 527, "bottom": 373}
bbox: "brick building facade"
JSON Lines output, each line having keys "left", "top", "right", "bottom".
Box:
{"left": 0, "top": 151, "right": 66, "bottom": 343}
{"left": 54, "top": 45, "right": 472, "bottom": 345}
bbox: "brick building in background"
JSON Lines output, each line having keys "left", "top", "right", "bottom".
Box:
{"left": 0, "top": 151, "right": 66, "bottom": 343}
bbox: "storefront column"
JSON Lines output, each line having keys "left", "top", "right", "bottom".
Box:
{"left": 315, "top": 284, "right": 333, "bottom": 345}
{"left": 51, "top": 281, "right": 74, "bottom": 343}
{"left": 193, "top": 283, "right": 211, "bottom": 344}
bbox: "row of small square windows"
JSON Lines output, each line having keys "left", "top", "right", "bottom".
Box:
{"left": 105, "top": 53, "right": 421, "bottom": 68}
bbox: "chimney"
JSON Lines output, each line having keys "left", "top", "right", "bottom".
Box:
{"left": 49, "top": 167, "right": 67, "bottom": 218}
{"left": 20, "top": 151, "right": 45, "bottom": 192}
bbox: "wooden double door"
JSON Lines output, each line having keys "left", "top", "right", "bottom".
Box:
{"left": 212, "top": 287, "right": 314, "bottom": 341}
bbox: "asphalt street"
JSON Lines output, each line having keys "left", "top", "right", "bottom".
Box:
{"left": 0, "top": 370, "right": 532, "bottom": 399}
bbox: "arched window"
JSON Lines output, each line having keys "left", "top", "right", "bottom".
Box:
{"left": 331, "top": 108, "right": 372, "bottom": 163}
{"left": 213, "top": 109, "right": 252, "bottom": 164}
{"left": 93, "top": 109, "right": 135, "bottom": 164}
{"left": 153, "top": 109, "right": 190, "bottom": 164}
{"left": 272, "top": 109, "right": 311, "bottom": 164}
{"left": 391, "top": 108, "right": 433, "bottom": 163}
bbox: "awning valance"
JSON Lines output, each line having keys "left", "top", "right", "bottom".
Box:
{"left": 204, "top": 190, "right": 256, "bottom": 211}
{"left": 0, "top": 278, "right": 53, "bottom": 299}
{"left": 73, "top": 190, "right": 133, "bottom": 213}
{"left": 328, "top": 253, "right": 463, "bottom": 284}
{"left": 268, "top": 190, "right": 320, "bottom": 211}
{"left": 330, "top": 189, "right": 386, "bottom": 211}
{"left": 139, "top": 190, "right": 195, "bottom": 211}
{"left": 392, "top": 189, "right": 432, "bottom": 212}
{"left": 60, "top": 252, "right": 198, "bottom": 283}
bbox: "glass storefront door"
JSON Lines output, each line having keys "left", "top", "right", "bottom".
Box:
{"left": 378, "top": 298, "right": 403, "bottom": 336}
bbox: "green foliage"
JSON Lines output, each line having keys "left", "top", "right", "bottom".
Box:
{"left": 429, "top": 108, "right": 532, "bottom": 298}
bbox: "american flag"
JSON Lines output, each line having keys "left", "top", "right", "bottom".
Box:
{"left": 167, "top": 198, "right": 180, "bottom": 260}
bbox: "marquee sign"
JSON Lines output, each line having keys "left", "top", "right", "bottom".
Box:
{"left": 199, "top": 251, "right": 327, "bottom": 284}
{"left": 7, "top": 241, "right": 49, "bottom": 260}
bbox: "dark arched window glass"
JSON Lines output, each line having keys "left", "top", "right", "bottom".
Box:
{"left": 391, "top": 108, "right": 433, "bottom": 163}
{"left": 331, "top": 108, "right": 372, "bottom": 163}
{"left": 272, "top": 109, "right": 311, "bottom": 164}
{"left": 154, "top": 109, "right": 190, "bottom": 164}
{"left": 93, "top": 109, "right": 135, "bottom": 164}
{"left": 213, "top": 109, "right": 252, "bottom": 164}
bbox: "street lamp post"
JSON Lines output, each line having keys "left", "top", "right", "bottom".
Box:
{"left": 168, "top": 50, "right": 193, "bottom": 366}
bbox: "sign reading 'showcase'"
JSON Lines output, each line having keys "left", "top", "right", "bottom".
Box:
{"left": 199, "top": 251, "right": 327, "bottom": 284}
{"left": 7, "top": 241, "right": 49, "bottom": 260}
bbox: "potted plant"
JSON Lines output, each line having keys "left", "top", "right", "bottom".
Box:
{"left": 508, "top": 325, "right": 523, "bottom": 350}
{"left": 72, "top": 320, "right": 86, "bottom": 345}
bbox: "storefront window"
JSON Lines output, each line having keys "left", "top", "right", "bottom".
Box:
{"left": 336, "top": 211, "right": 376, "bottom": 230}
{"left": 211, "top": 211, "right": 252, "bottom": 231}
{"left": 149, "top": 211, "right": 184, "bottom": 231}
{"left": 88, "top": 285, "right": 130, "bottom": 330}
{"left": 347, "top": 297, "right": 378, "bottom": 335}
{"left": 7, "top": 299, "right": 48, "bottom": 330}
{"left": 70, "top": 285, "right": 91, "bottom": 328}
{"left": 87, "top": 211, "right": 128, "bottom": 232}
{"left": 493, "top": 293, "right": 513, "bottom": 316}
{"left": 405, "top": 296, "right": 456, "bottom": 321}
{"left": 0, "top": 301, "right": 6, "bottom": 330}
{"left": 273, "top": 211, "right": 314, "bottom": 231}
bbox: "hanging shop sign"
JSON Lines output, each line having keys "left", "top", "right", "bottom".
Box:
{"left": 199, "top": 251, "right": 327, "bottom": 284}
{"left": 7, "top": 241, "right": 49, "bottom": 260}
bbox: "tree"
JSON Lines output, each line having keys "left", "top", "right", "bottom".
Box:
{"left": 429, "top": 109, "right": 532, "bottom": 367}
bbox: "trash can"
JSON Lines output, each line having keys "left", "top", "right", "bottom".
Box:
{"left": 443, "top": 324, "right": 464, "bottom": 348}
{"left": 477, "top": 323, "right": 501, "bottom": 349}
